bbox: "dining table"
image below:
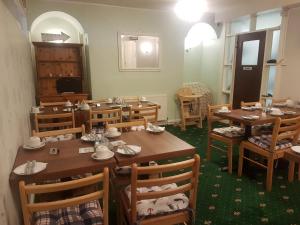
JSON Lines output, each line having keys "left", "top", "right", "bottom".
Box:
{"left": 9, "top": 130, "right": 196, "bottom": 185}
{"left": 214, "top": 107, "right": 300, "bottom": 138}
{"left": 31, "top": 101, "right": 161, "bottom": 129}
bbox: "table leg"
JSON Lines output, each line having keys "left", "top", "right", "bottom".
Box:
{"left": 288, "top": 160, "right": 295, "bottom": 182}
{"left": 244, "top": 125, "right": 252, "bottom": 139}
{"left": 298, "top": 164, "right": 300, "bottom": 181}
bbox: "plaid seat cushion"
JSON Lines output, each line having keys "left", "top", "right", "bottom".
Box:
{"left": 213, "top": 126, "right": 245, "bottom": 138}
{"left": 248, "top": 134, "right": 292, "bottom": 150}
{"left": 33, "top": 200, "right": 103, "bottom": 225}
{"left": 125, "top": 183, "right": 189, "bottom": 217}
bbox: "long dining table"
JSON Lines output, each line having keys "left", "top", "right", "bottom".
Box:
{"left": 9, "top": 130, "right": 196, "bottom": 185}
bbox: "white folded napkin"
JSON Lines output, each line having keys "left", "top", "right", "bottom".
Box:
{"left": 13, "top": 162, "right": 47, "bottom": 175}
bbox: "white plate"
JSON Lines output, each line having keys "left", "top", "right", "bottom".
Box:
{"left": 146, "top": 127, "right": 165, "bottom": 133}
{"left": 218, "top": 110, "right": 231, "bottom": 113}
{"left": 23, "top": 142, "right": 45, "bottom": 150}
{"left": 13, "top": 162, "right": 47, "bottom": 175}
{"left": 270, "top": 112, "right": 284, "bottom": 116}
{"left": 291, "top": 146, "right": 300, "bottom": 154}
{"left": 117, "top": 145, "right": 141, "bottom": 156}
{"left": 104, "top": 132, "right": 121, "bottom": 138}
{"left": 81, "top": 134, "right": 102, "bottom": 142}
{"left": 91, "top": 151, "right": 114, "bottom": 161}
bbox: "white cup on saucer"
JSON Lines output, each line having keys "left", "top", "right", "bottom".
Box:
{"left": 107, "top": 127, "right": 118, "bottom": 136}
{"left": 31, "top": 107, "right": 40, "bottom": 113}
{"left": 221, "top": 106, "right": 229, "bottom": 112}
{"left": 65, "top": 100, "right": 72, "bottom": 107}
{"left": 95, "top": 145, "right": 109, "bottom": 158}
{"left": 107, "top": 98, "right": 113, "bottom": 104}
{"left": 26, "top": 136, "right": 42, "bottom": 148}
{"left": 271, "top": 108, "right": 282, "bottom": 115}
{"left": 140, "top": 96, "right": 147, "bottom": 101}
{"left": 255, "top": 102, "right": 262, "bottom": 108}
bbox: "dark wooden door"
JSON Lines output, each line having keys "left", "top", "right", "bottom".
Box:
{"left": 232, "top": 31, "right": 266, "bottom": 109}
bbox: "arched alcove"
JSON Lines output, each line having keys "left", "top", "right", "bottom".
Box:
{"left": 30, "top": 11, "right": 85, "bottom": 43}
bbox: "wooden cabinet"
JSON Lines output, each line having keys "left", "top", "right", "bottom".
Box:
{"left": 33, "top": 42, "right": 88, "bottom": 103}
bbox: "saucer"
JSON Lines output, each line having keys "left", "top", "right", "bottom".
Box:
{"left": 291, "top": 146, "right": 300, "bottom": 154}
{"left": 284, "top": 111, "right": 296, "bottom": 115}
{"left": 23, "top": 142, "right": 45, "bottom": 150}
{"left": 218, "top": 110, "right": 231, "bottom": 113}
{"left": 270, "top": 112, "right": 284, "bottom": 116}
{"left": 91, "top": 151, "right": 114, "bottom": 161}
{"left": 104, "top": 131, "right": 121, "bottom": 138}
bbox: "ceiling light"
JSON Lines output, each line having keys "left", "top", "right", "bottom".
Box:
{"left": 174, "top": 0, "right": 208, "bottom": 22}
{"left": 140, "top": 41, "right": 153, "bottom": 54}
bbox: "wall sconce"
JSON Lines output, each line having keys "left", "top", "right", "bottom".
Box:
{"left": 174, "top": 0, "right": 207, "bottom": 22}
{"left": 140, "top": 41, "right": 153, "bottom": 54}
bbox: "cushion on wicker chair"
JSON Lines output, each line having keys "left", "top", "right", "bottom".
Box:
{"left": 125, "top": 183, "right": 189, "bottom": 217}
{"left": 33, "top": 200, "right": 103, "bottom": 225}
{"left": 248, "top": 134, "right": 292, "bottom": 150}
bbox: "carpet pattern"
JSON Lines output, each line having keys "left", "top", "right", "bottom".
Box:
{"left": 166, "top": 123, "right": 300, "bottom": 225}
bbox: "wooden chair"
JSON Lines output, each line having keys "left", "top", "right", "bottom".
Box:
{"left": 89, "top": 108, "right": 122, "bottom": 130}
{"left": 241, "top": 100, "right": 263, "bottom": 107}
{"left": 118, "top": 154, "right": 200, "bottom": 225}
{"left": 130, "top": 105, "right": 158, "bottom": 124}
{"left": 19, "top": 168, "right": 109, "bottom": 225}
{"left": 206, "top": 104, "right": 243, "bottom": 174}
{"left": 238, "top": 116, "right": 300, "bottom": 191}
{"left": 106, "top": 118, "right": 147, "bottom": 131}
{"left": 40, "top": 101, "right": 67, "bottom": 107}
{"left": 32, "top": 124, "right": 85, "bottom": 138}
{"left": 34, "top": 111, "right": 75, "bottom": 132}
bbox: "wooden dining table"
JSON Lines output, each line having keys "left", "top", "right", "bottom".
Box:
{"left": 9, "top": 130, "right": 195, "bottom": 185}
{"left": 214, "top": 107, "right": 300, "bottom": 138}
{"left": 31, "top": 101, "right": 161, "bottom": 129}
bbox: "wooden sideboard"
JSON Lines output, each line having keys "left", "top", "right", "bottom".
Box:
{"left": 33, "top": 42, "right": 89, "bottom": 103}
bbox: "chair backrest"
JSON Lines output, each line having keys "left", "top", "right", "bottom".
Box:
{"left": 270, "top": 116, "right": 300, "bottom": 151}
{"left": 241, "top": 101, "right": 263, "bottom": 107}
{"left": 34, "top": 111, "right": 75, "bottom": 132}
{"left": 32, "top": 124, "right": 85, "bottom": 138}
{"left": 106, "top": 118, "right": 147, "bottom": 131}
{"left": 129, "top": 154, "right": 200, "bottom": 224}
{"left": 89, "top": 108, "right": 122, "bottom": 129}
{"left": 272, "top": 98, "right": 288, "bottom": 104}
{"left": 40, "top": 101, "right": 67, "bottom": 107}
{"left": 122, "top": 96, "right": 139, "bottom": 103}
{"left": 130, "top": 105, "right": 158, "bottom": 123}
{"left": 19, "top": 168, "right": 109, "bottom": 225}
{"left": 207, "top": 104, "right": 232, "bottom": 132}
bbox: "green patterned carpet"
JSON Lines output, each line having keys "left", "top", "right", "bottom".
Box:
{"left": 166, "top": 123, "right": 300, "bottom": 225}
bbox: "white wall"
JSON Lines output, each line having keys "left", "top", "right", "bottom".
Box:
{"left": 278, "top": 7, "right": 300, "bottom": 100}
{"left": 0, "top": 1, "right": 35, "bottom": 224}
{"left": 27, "top": 0, "right": 190, "bottom": 121}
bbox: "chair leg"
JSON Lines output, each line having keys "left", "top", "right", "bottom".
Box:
{"left": 206, "top": 136, "right": 212, "bottom": 161}
{"left": 266, "top": 158, "right": 274, "bottom": 192}
{"left": 238, "top": 144, "right": 244, "bottom": 177}
{"left": 227, "top": 144, "right": 233, "bottom": 174}
{"left": 288, "top": 161, "right": 295, "bottom": 183}
{"left": 298, "top": 164, "right": 300, "bottom": 181}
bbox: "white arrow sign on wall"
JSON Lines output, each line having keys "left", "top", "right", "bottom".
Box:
{"left": 41, "top": 32, "right": 70, "bottom": 42}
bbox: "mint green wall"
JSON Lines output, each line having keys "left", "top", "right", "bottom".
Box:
{"left": 27, "top": 0, "right": 190, "bottom": 121}
{"left": 183, "top": 38, "right": 224, "bottom": 103}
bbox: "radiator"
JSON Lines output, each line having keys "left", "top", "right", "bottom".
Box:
{"left": 145, "top": 94, "right": 168, "bottom": 122}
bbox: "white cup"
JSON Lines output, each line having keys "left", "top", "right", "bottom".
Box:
{"left": 107, "top": 98, "right": 113, "bottom": 103}
{"left": 26, "top": 136, "right": 42, "bottom": 148}
{"left": 81, "top": 103, "right": 90, "bottom": 110}
{"left": 221, "top": 106, "right": 229, "bottom": 112}
{"left": 31, "top": 107, "right": 40, "bottom": 113}
{"left": 107, "top": 127, "right": 118, "bottom": 135}
{"left": 65, "top": 100, "right": 72, "bottom": 107}
{"left": 271, "top": 108, "right": 282, "bottom": 115}
{"left": 140, "top": 96, "right": 147, "bottom": 101}
{"left": 95, "top": 145, "right": 109, "bottom": 158}
{"left": 255, "top": 102, "right": 262, "bottom": 108}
